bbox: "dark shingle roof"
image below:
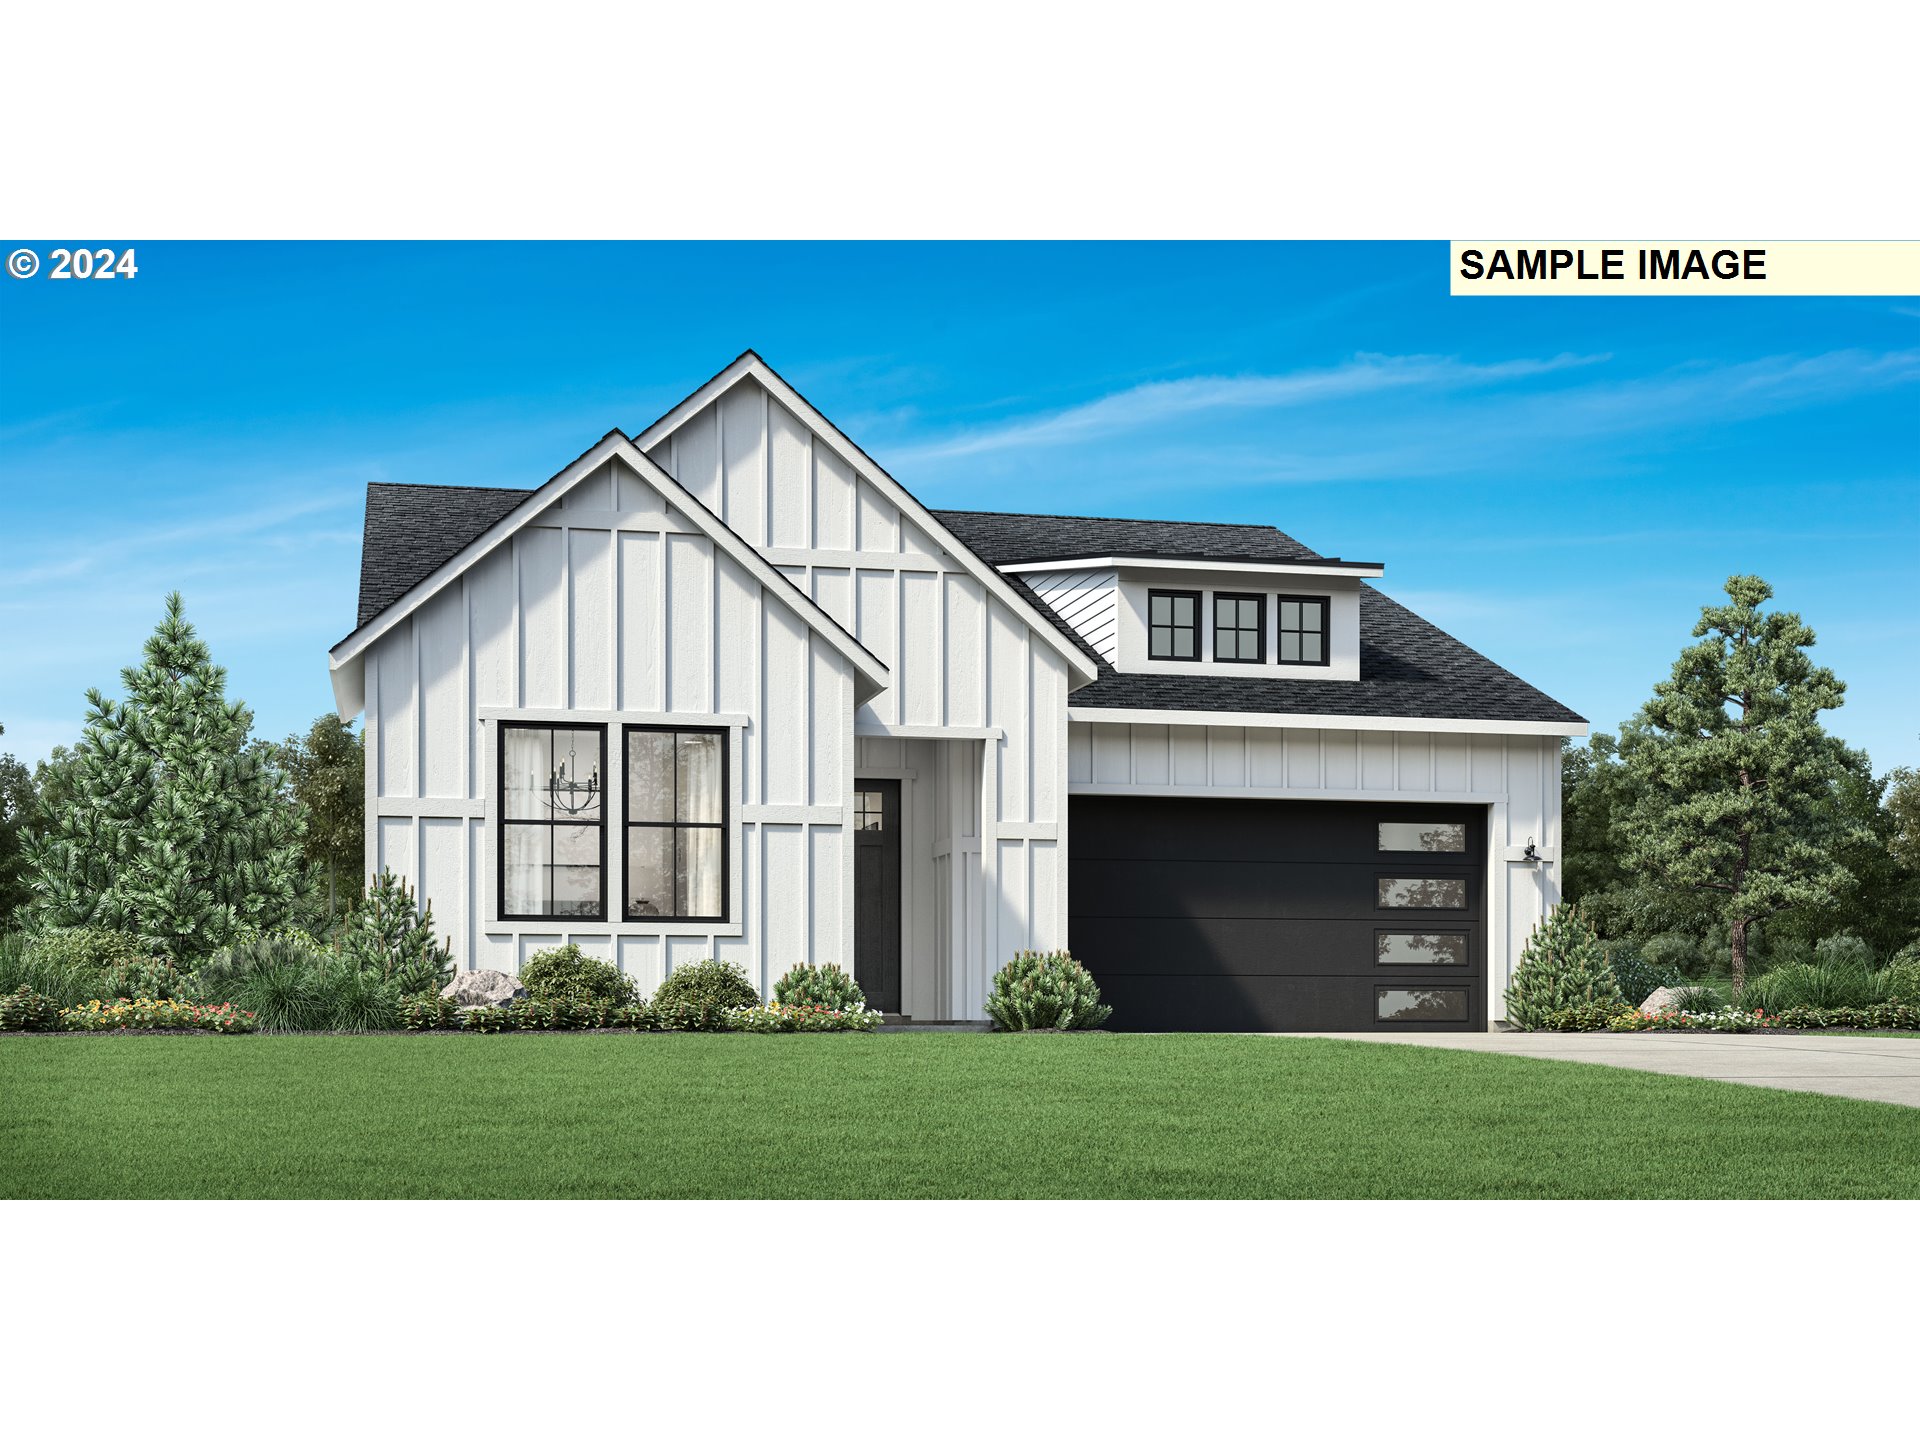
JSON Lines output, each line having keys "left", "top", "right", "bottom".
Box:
{"left": 933, "top": 508, "right": 1585, "bottom": 727}
{"left": 350, "top": 488, "right": 1581, "bottom": 729}
{"left": 356, "top": 483, "right": 531, "bottom": 627}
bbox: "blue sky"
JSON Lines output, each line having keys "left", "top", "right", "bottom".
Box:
{"left": 2, "top": 241, "right": 1915, "bottom": 770}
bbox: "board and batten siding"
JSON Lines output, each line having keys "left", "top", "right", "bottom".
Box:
{"left": 1068, "top": 720, "right": 1563, "bottom": 1022}
{"left": 362, "top": 455, "right": 859, "bottom": 999}
{"left": 644, "top": 375, "right": 1071, "bottom": 1016}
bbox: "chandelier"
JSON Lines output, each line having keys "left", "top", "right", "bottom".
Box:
{"left": 542, "top": 741, "right": 599, "bottom": 815}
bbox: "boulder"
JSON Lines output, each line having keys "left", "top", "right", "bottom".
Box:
{"left": 1640, "top": 986, "right": 1687, "bottom": 1017}
{"left": 442, "top": 969, "right": 525, "bottom": 1008}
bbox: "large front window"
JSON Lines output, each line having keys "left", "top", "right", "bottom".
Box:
{"left": 624, "top": 726, "right": 728, "bottom": 921}
{"left": 499, "top": 723, "right": 606, "bottom": 920}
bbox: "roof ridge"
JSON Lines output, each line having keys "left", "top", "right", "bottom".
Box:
{"left": 932, "top": 506, "right": 1290, "bottom": 531}
{"left": 368, "top": 481, "right": 536, "bottom": 495}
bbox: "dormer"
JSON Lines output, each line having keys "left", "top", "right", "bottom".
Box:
{"left": 1001, "top": 554, "right": 1384, "bottom": 681}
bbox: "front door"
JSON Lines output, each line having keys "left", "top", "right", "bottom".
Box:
{"left": 853, "top": 780, "right": 902, "bottom": 1013}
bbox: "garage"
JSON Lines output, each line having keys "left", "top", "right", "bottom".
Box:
{"left": 1068, "top": 796, "right": 1486, "bottom": 1032}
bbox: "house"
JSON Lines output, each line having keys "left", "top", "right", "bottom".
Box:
{"left": 328, "top": 352, "right": 1586, "bottom": 1031}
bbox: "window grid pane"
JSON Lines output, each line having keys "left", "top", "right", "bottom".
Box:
{"left": 1276, "top": 594, "right": 1329, "bottom": 667}
{"left": 1377, "top": 987, "right": 1468, "bottom": 1023}
{"left": 623, "top": 725, "right": 729, "bottom": 922}
{"left": 1148, "top": 591, "right": 1201, "bottom": 660}
{"left": 1213, "top": 593, "right": 1264, "bottom": 663}
{"left": 500, "top": 724, "right": 605, "bottom": 920}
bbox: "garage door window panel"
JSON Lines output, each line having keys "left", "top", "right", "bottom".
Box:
{"left": 1376, "top": 876, "right": 1469, "bottom": 910}
{"left": 1375, "top": 931, "right": 1469, "bottom": 966}
{"left": 1377, "top": 987, "right": 1469, "bottom": 1022}
{"left": 1378, "top": 820, "right": 1466, "bottom": 853}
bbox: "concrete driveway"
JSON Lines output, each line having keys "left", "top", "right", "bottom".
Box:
{"left": 1310, "top": 1030, "right": 1920, "bottom": 1108}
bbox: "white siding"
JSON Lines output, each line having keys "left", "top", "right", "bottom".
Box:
{"left": 1069, "top": 719, "right": 1563, "bottom": 1024}
{"left": 648, "top": 375, "right": 1071, "bottom": 1018}
{"left": 1023, "top": 568, "right": 1119, "bottom": 665}
{"left": 363, "top": 455, "right": 858, "bottom": 992}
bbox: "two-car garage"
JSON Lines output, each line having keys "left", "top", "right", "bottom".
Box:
{"left": 1068, "top": 796, "right": 1487, "bottom": 1032}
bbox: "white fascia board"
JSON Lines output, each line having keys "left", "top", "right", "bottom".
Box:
{"left": 1004, "top": 556, "right": 1385, "bottom": 579}
{"left": 326, "top": 428, "right": 891, "bottom": 705}
{"left": 634, "top": 354, "right": 1101, "bottom": 688}
{"left": 1068, "top": 706, "right": 1587, "bottom": 737}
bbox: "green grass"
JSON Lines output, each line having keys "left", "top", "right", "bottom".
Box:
{"left": 6, "top": 1032, "right": 1920, "bottom": 1198}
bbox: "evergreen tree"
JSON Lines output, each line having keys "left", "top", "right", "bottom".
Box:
{"left": 281, "top": 714, "right": 365, "bottom": 919}
{"left": 23, "top": 593, "right": 306, "bottom": 959}
{"left": 0, "top": 725, "right": 36, "bottom": 928}
{"left": 1503, "top": 903, "right": 1623, "bottom": 1028}
{"left": 1616, "top": 575, "right": 1868, "bottom": 996}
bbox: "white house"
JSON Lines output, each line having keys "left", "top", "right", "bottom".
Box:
{"left": 327, "top": 351, "right": 1586, "bottom": 1031}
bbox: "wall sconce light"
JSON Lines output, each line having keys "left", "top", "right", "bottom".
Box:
{"left": 1522, "top": 837, "right": 1541, "bottom": 864}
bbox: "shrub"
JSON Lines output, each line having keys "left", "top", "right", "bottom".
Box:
{"left": 0, "top": 932, "right": 112, "bottom": 1008}
{"left": 462, "top": 1005, "right": 518, "bottom": 1034}
{"left": 1503, "top": 905, "right": 1623, "bottom": 1030}
{"left": 340, "top": 870, "right": 454, "bottom": 997}
{"left": 399, "top": 994, "right": 462, "bottom": 1031}
{"left": 0, "top": 986, "right": 62, "bottom": 1032}
{"left": 1539, "top": 1001, "right": 1634, "bottom": 1032}
{"left": 773, "top": 963, "right": 868, "bottom": 1012}
{"left": 519, "top": 944, "right": 638, "bottom": 1007}
{"left": 27, "top": 926, "right": 152, "bottom": 973}
{"left": 1667, "top": 984, "right": 1727, "bottom": 1013}
{"left": 60, "top": 997, "right": 256, "bottom": 1034}
{"left": 1641, "top": 932, "right": 1711, "bottom": 980}
{"left": 197, "top": 933, "right": 401, "bottom": 1033}
{"left": 1769, "top": 1003, "right": 1920, "bottom": 1031}
{"left": 985, "top": 950, "right": 1111, "bottom": 1032}
{"left": 729, "top": 1002, "right": 881, "bottom": 1033}
{"left": 650, "top": 959, "right": 758, "bottom": 1031}
{"left": 1607, "top": 945, "right": 1684, "bottom": 1008}
{"left": 1744, "top": 961, "right": 1889, "bottom": 1013}
{"left": 1813, "top": 933, "right": 1876, "bottom": 972}
{"left": 1885, "top": 958, "right": 1920, "bottom": 1007}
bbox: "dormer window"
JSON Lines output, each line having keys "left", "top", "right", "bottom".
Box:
{"left": 1148, "top": 589, "right": 1201, "bottom": 660}
{"left": 1276, "top": 595, "right": 1329, "bottom": 666}
{"left": 1212, "top": 592, "right": 1266, "bottom": 663}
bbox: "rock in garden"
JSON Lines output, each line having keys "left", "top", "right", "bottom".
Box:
{"left": 1640, "top": 986, "right": 1686, "bottom": 1016}
{"left": 441, "top": 969, "right": 524, "bottom": 1008}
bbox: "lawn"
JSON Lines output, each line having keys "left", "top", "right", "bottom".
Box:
{"left": 6, "top": 1031, "right": 1920, "bottom": 1199}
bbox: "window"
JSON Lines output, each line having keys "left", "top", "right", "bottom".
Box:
{"left": 1275, "top": 595, "right": 1328, "bottom": 665}
{"left": 499, "top": 723, "right": 606, "bottom": 920}
{"left": 1213, "top": 592, "right": 1265, "bottom": 663}
{"left": 1377, "top": 876, "right": 1469, "bottom": 909}
{"left": 855, "top": 789, "right": 886, "bottom": 831}
{"left": 1148, "top": 589, "right": 1201, "bottom": 660}
{"left": 1375, "top": 932, "right": 1469, "bottom": 966}
{"left": 1376, "top": 987, "right": 1468, "bottom": 1023}
{"left": 1378, "top": 820, "right": 1466, "bottom": 853}
{"left": 624, "top": 726, "right": 728, "bottom": 921}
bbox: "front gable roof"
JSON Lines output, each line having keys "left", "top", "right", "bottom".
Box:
{"left": 328, "top": 429, "right": 890, "bottom": 718}
{"left": 633, "top": 352, "right": 1101, "bottom": 689}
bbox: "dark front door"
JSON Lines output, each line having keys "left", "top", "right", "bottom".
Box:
{"left": 854, "top": 780, "right": 902, "bottom": 1013}
{"left": 1069, "top": 797, "right": 1486, "bottom": 1032}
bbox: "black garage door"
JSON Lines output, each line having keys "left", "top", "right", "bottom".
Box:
{"left": 1069, "top": 797, "right": 1486, "bottom": 1032}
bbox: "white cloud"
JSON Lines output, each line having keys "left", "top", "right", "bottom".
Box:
{"left": 890, "top": 352, "right": 1607, "bottom": 462}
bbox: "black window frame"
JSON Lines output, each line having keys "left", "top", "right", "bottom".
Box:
{"left": 1147, "top": 588, "right": 1202, "bottom": 661}
{"left": 622, "top": 723, "right": 731, "bottom": 924}
{"left": 1374, "top": 874, "right": 1472, "bottom": 912}
{"left": 1274, "top": 592, "right": 1331, "bottom": 668}
{"left": 496, "top": 720, "right": 609, "bottom": 923}
{"left": 1373, "top": 928, "right": 1472, "bottom": 967}
{"left": 1211, "top": 591, "right": 1266, "bottom": 665}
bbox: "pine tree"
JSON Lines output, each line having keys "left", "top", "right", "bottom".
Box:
{"left": 1503, "top": 903, "right": 1624, "bottom": 1029}
{"left": 23, "top": 593, "right": 306, "bottom": 959}
{"left": 1616, "top": 575, "right": 1869, "bottom": 997}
